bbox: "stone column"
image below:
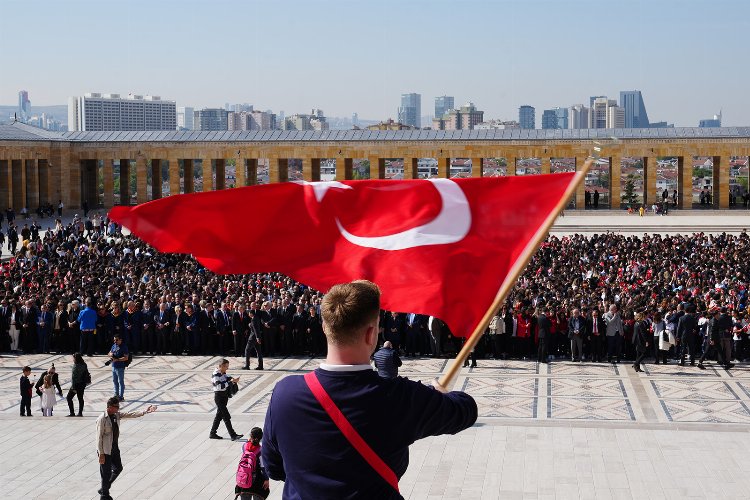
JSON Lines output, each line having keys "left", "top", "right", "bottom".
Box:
{"left": 215, "top": 159, "right": 226, "bottom": 190}
{"left": 303, "top": 158, "right": 321, "bottom": 181}
{"left": 136, "top": 158, "right": 149, "bottom": 204}
{"left": 575, "top": 157, "right": 586, "bottom": 209}
{"left": 610, "top": 155, "right": 622, "bottom": 209}
{"left": 151, "top": 159, "right": 162, "bottom": 200}
{"left": 336, "top": 158, "right": 352, "bottom": 181}
{"left": 202, "top": 158, "right": 213, "bottom": 191}
{"left": 438, "top": 158, "right": 450, "bottom": 178}
{"left": 49, "top": 145, "right": 72, "bottom": 209}
{"left": 168, "top": 157, "right": 180, "bottom": 196}
{"left": 715, "top": 155, "right": 729, "bottom": 208}
{"left": 369, "top": 156, "right": 385, "bottom": 179}
{"left": 103, "top": 159, "right": 114, "bottom": 208}
{"left": 403, "top": 157, "right": 418, "bottom": 179}
{"left": 0, "top": 160, "right": 11, "bottom": 209}
{"left": 38, "top": 159, "right": 49, "bottom": 206}
{"left": 247, "top": 159, "right": 258, "bottom": 185}
{"left": 642, "top": 156, "right": 656, "bottom": 205}
{"left": 25, "top": 160, "right": 40, "bottom": 211}
{"left": 270, "top": 158, "right": 288, "bottom": 183}
{"left": 471, "top": 157, "right": 484, "bottom": 178}
{"left": 183, "top": 159, "right": 194, "bottom": 193}
{"left": 506, "top": 156, "right": 516, "bottom": 176}
{"left": 12, "top": 159, "right": 26, "bottom": 211}
{"left": 678, "top": 156, "right": 691, "bottom": 209}
{"left": 540, "top": 157, "right": 551, "bottom": 175}
{"left": 119, "top": 159, "right": 131, "bottom": 205}
{"left": 236, "top": 158, "right": 246, "bottom": 187}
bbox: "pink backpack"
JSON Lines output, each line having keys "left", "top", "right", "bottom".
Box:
{"left": 236, "top": 443, "right": 259, "bottom": 489}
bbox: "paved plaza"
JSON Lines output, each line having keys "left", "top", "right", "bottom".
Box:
{"left": 2, "top": 353, "right": 750, "bottom": 499}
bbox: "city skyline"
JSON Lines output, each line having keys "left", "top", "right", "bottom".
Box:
{"left": 0, "top": 0, "right": 747, "bottom": 126}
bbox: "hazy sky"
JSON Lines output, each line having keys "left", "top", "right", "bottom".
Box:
{"left": 1, "top": 0, "right": 748, "bottom": 126}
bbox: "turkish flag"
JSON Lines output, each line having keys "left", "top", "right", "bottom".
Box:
{"left": 109, "top": 174, "right": 575, "bottom": 337}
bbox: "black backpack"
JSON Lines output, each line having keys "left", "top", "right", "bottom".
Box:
{"left": 124, "top": 353, "right": 133, "bottom": 368}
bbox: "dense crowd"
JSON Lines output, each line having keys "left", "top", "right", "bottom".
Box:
{"left": 1, "top": 214, "right": 749, "bottom": 368}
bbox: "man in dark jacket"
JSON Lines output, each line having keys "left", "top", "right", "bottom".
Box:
{"left": 698, "top": 307, "right": 733, "bottom": 370}
{"left": 373, "top": 341, "right": 402, "bottom": 378}
{"left": 677, "top": 305, "right": 699, "bottom": 366}
{"left": 263, "top": 280, "right": 476, "bottom": 499}
{"left": 586, "top": 308, "right": 606, "bottom": 362}
{"left": 536, "top": 308, "right": 552, "bottom": 363}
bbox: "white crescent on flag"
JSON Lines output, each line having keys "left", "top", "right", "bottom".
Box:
{"left": 334, "top": 179, "right": 472, "bottom": 251}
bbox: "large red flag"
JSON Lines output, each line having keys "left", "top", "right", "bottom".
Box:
{"left": 109, "top": 174, "right": 575, "bottom": 337}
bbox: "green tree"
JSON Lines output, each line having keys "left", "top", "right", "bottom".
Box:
{"left": 621, "top": 174, "right": 638, "bottom": 206}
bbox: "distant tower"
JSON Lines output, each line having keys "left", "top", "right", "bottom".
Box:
{"left": 519, "top": 105, "right": 535, "bottom": 129}
{"left": 398, "top": 93, "right": 421, "bottom": 128}
{"left": 619, "top": 90, "right": 650, "bottom": 128}
{"left": 434, "top": 95, "right": 454, "bottom": 120}
{"left": 18, "top": 90, "right": 31, "bottom": 122}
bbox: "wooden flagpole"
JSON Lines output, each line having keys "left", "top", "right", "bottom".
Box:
{"left": 437, "top": 155, "right": 597, "bottom": 390}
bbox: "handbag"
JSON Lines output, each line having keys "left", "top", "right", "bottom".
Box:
{"left": 227, "top": 381, "right": 239, "bottom": 398}
{"left": 662, "top": 331, "right": 669, "bottom": 343}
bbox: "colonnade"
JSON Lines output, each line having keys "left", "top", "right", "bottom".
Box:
{"left": 0, "top": 141, "right": 747, "bottom": 211}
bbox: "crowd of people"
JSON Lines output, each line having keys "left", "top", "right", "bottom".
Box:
{"left": 1, "top": 213, "right": 749, "bottom": 372}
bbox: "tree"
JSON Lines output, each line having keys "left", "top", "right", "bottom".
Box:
{"left": 621, "top": 173, "right": 638, "bottom": 206}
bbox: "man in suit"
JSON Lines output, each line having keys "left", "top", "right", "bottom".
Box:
{"left": 153, "top": 302, "right": 172, "bottom": 355}
{"left": 383, "top": 312, "right": 403, "bottom": 352}
{"left": 428, "top": 316, "right": 444, "bottom": 358}
{"left": 198, "top": 301, "right": 216, "bottom": 355}
{"left": 536, "top": 307, "right": 552, "bottom": 363}
{"left": 122, "top": 301, "right": 142, "bottom": 354}
{"left": 243, "top": 309, "right": 264, "bottom": 370}
{"left": 291, "top": 304, "right": 307, "bottom": 355}
{"left": 259, "top": 301, "right": 277, "bottom": 357}
{"left": 277, "top": 298, "right": 295, "bottom": 356}
{"left": 677, "top": 304, "right": 699, "bottom": 366}
{"left": 21, "top": 299, "right": 38, "bottom": 353}
{"left": 232, "top": 304, "right": 250, "bottom": 358}
{"left": 404, "top": 312, "right": 424, "bottom": 357}
{"left": 215, "top": 302, "right": 232, "bottom": 356}
{"left": 604, "top": 304, "right": 624, "bottom": 363}
{"left": 36, "top": 303, "right": 53, "bottom": 354}
{"left": 568, "top": 308, "right": 585, "bottom": 362}
{"left": 587, "top": 308, "right": 606, "bottom": 362}
{"left": 140, "top": 300, "right": 156, "bottom": 355}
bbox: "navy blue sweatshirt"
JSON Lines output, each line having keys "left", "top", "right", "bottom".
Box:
{"left": 262, "top": 367, "right": 477, "bottom": 499}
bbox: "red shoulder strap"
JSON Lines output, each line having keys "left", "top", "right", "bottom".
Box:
{"left": 303, "top": 371, "right": 399, "bottom": 493}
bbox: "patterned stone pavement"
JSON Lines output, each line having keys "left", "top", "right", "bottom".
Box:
{"left": 3, "top": 353, "right": 750, "bottom": 499}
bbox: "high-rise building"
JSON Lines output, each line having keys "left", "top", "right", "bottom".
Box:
{"left": 230, "top": 103, "right": 253, "bottom": 113}
{"left": 542, "top": 107, "right": 568, "bottom": 129}
{"left": 699, "top": 112, "right": 722, "bottom": 128}
{"left": 606, "top": 105, "right": 625, "bottom": 129}
{"left": 67, "top": 93, "right": 177, "bottom": 131}
{"left": 590, "top": 95, "right": 606, "bottom": 108}
{"left": 177, "top": 106, "right": 194, "bottom": 130}
{"left": 541, "top": 110, "right": 557, "bottom": 129}
{"left": 569, "top": 105, "right": 590, "bottom": 129}
{"left": 228, "top": 111, "right": 252, "bottom": 131}
{"left": 434, "top": 96, "right": 454, "bottom": 121}
{"left": 589, "top": 97, "right": 623, "bottom": 129}
{"left": 619, "top": 90, "right": 650, "bottom": 128}
{"left": 194, "top": 108, "right": 228, "bottom": 131}
{"left": 432, "top": 102, "right": 484, "bottom": 130}
{"left": 519, "top": 105, "right": 535, "bottom": 129}
{"left": 398, "top": 93, "right": 421, "bottom": 128}
{"left": 230, "top": 110, "right": 276, "bottom": 131}
{"left": 18, "top": 90, "right": 31, "bottom": 122}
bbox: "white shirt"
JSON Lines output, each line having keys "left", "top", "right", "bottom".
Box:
{"left": 319, "top": 363, "right": 373, "bottom": 372}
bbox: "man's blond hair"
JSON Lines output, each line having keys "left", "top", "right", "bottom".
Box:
{"left": 321, "top": 280, "right": 380, "bottom": 346}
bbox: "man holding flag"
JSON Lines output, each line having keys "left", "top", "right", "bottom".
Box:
{"left": 262, "top": 280, "right": 477, "bottom": 498}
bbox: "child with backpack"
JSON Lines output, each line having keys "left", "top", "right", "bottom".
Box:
{"left": 235, "top": 427, "right": 270, "bottom": 499}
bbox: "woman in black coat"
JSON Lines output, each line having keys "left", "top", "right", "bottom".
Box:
{"left": 632, "top": 311, "right": 650, "bottom": 372}
{"left": 306, "top": 307, "right": 325, "bottom": 357}
{"left": 66, "top": 353, "right": 89, "bottom": 416}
